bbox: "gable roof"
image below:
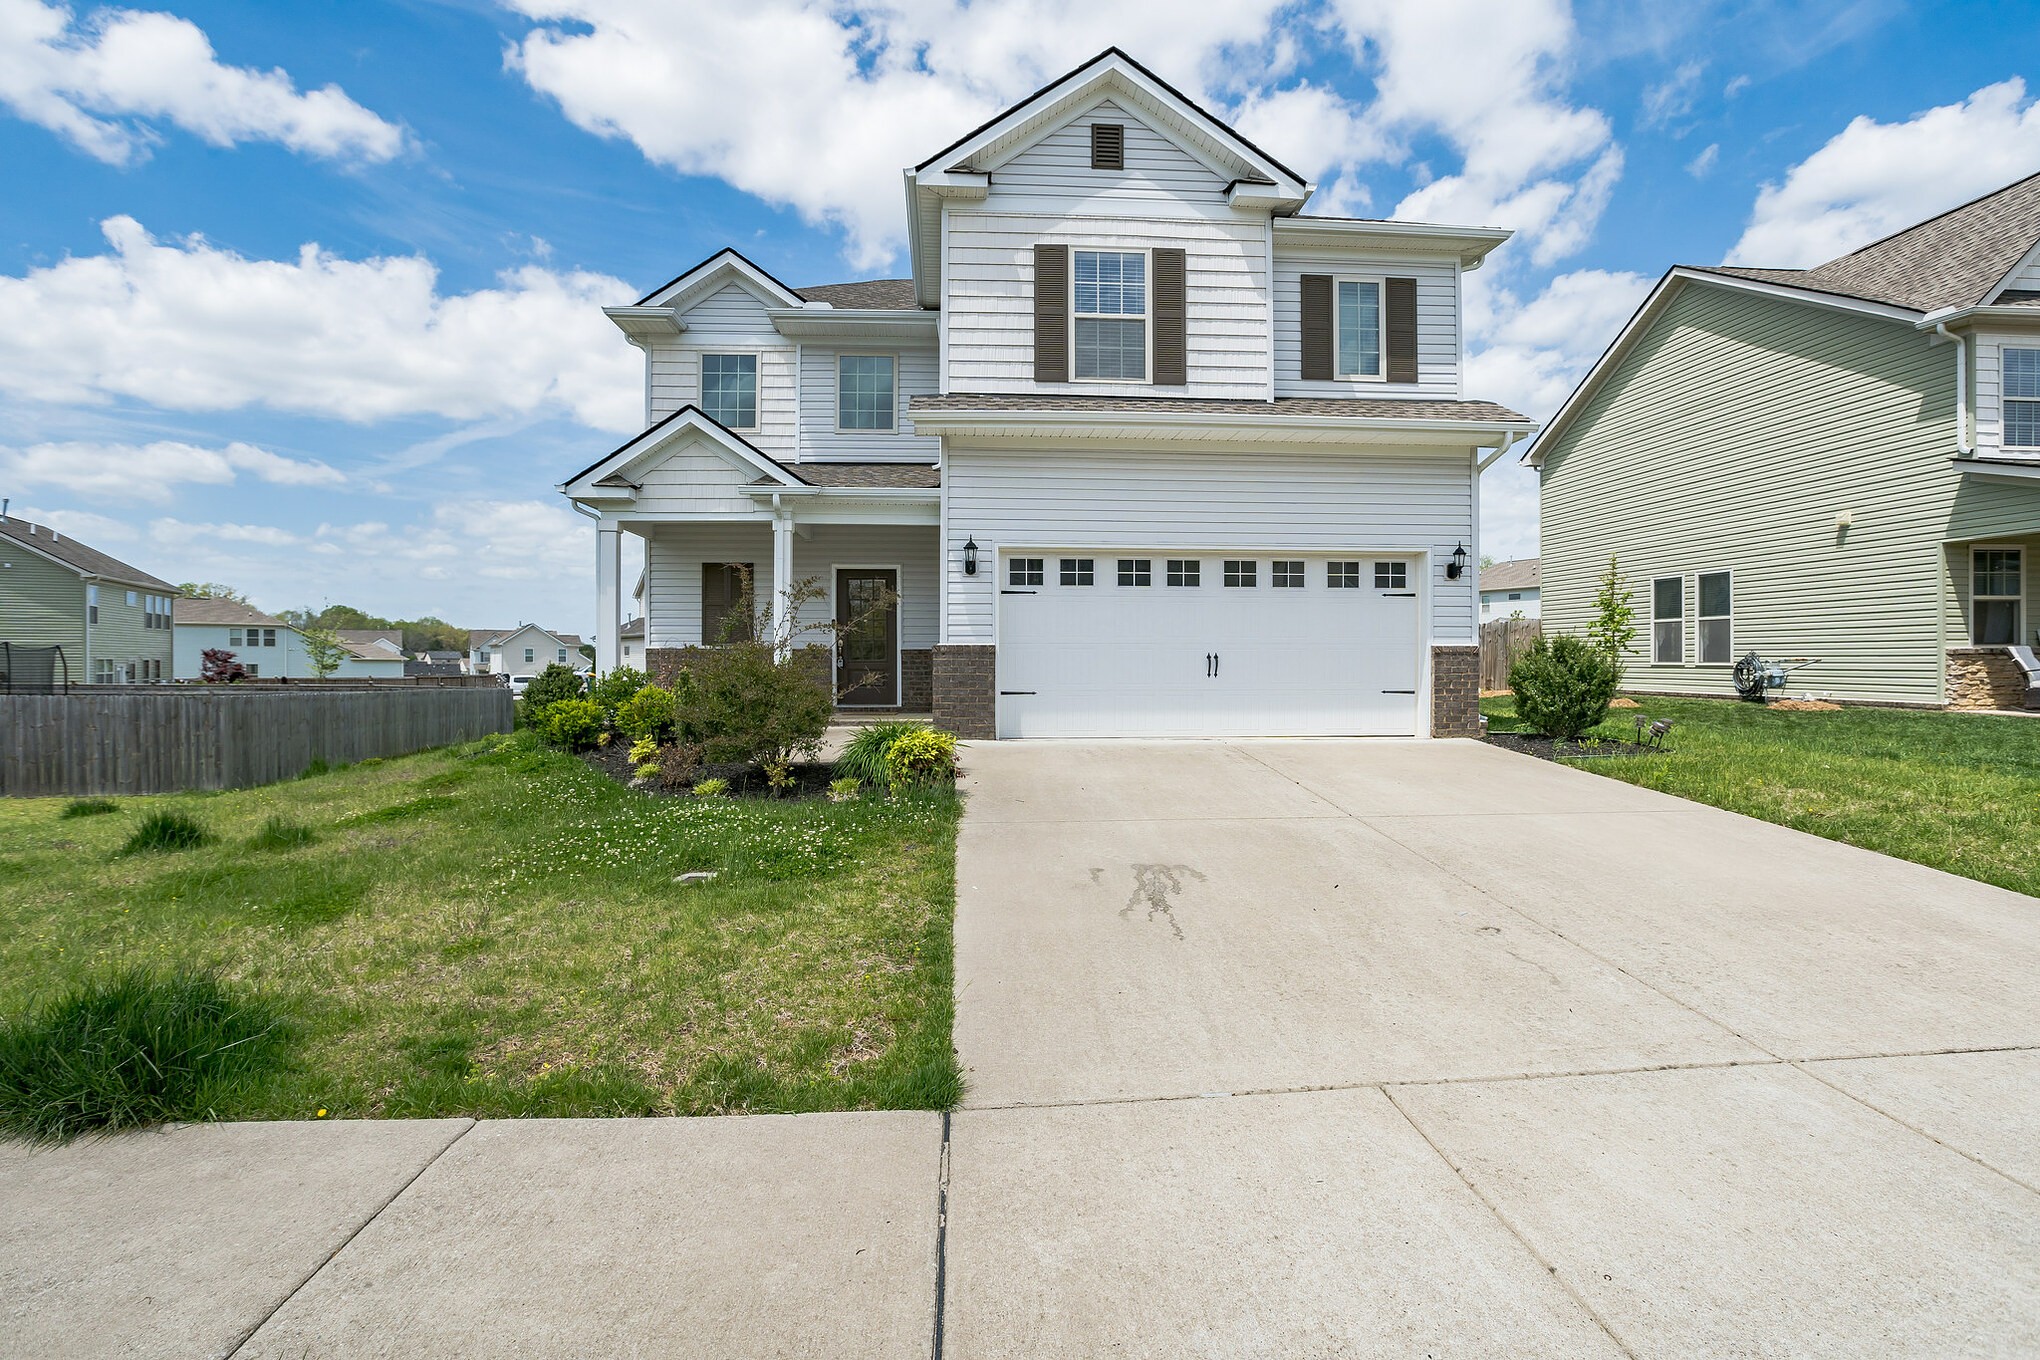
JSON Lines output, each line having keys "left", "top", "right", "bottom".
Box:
{"left": 336, "top": 628, "right": 403, "bottom": 650}
{"left": 1689, "top": 171, "right": 2040, "bottom": 313}
{"left": 630, "top": 246, "right": 807, "bottom": 310}
{"left": 1480, "top": 558, "right": 1540, "bottom": 593}
{"left": 0, "top": 515, "right": 175, "bottom": 591}
{"left": 794, "top": 280, "right": 919, "bottom": 310}
{"left": 559, "top": 404, "right": 804, "bottom": 498}
{"left": 173, "top": 597, "right": 285, "bottom": 627}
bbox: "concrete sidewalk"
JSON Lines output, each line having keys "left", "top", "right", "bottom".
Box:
{"left": 4, "top": 739, "right": 2037, "bottom": 1357}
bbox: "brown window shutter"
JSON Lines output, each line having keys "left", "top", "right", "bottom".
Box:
{"left": 1386, "top": 277, "right": 1419, "bottom": 384}
{"left": 1090, "top": 123, "right": 1124, "bottom": 170}
{"left": 1299, "top": 274, "right": 1333, "bottom": 382}
{"left": 1152, "top": 248, "right": 1187, "bottom": 386}
{"left": 1034, "top": 244, "right": 1069, "bottom": 383}
{"left": 702, "top": 563, "right": 755, "bottom": 644}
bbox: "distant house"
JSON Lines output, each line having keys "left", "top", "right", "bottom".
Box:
{"left": 0, "top": 514, "right": 178, "bottom": 683}
{"left": 336, "top": 628, "right": 406, "bottom": 657}
{"left": 620, "top": 616, "right": 644, "bottom": 667}
{"left": 1479, "top": 559, "right": 1541, "bottom": 621}
{"left": 173, "top": 599, "right": 406, "bottom": 679}
{"left": 407, "top": 649, "right": 465, "bottom": 677}
{"left": 469, "top": 624, "right": 586, "bottom": 675}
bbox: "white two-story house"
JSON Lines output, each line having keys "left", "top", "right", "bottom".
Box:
{"left": 561, "top": 49, "right": 1533, "bottom": 738}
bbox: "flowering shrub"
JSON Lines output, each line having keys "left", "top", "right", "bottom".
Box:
{"left": 884, "top": 729, "right": 958, "bottom": 792}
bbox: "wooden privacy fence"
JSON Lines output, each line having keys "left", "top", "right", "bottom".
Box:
{"left": 1479, "top": 618, "right": 1544, "bottom": 691}
{"left": 0, "top": 686, "right": 514, "bottom": 796}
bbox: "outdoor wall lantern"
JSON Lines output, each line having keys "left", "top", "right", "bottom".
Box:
{"left": 1446, "top": 543, "right": 1469, "bottom": 579}
{"left": 963, "top": 536, "right": 979, "bottom": 576}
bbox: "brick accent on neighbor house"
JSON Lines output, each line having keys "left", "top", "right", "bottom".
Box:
{"left": 1946, "top": 647, "right": 2032, "bottom": 709}
{"left": 1431, "top": 644, "right": 1481, "bottom": 737}
{"left": 900, "top": 648, "right": 933, "bottom": 712}
{"left": 934, "top": 645, "right": 996, "bottom": 738}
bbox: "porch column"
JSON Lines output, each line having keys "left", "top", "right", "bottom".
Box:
{"left": 595, "top": 522, "right": 621, "bottom": 673}
{"left": 770, "top": 509, "right": 794, "bottom": 656}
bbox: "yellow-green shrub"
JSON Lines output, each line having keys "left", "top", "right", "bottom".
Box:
{"left": 884, "top": 728, "right": 958, "bottom": 792}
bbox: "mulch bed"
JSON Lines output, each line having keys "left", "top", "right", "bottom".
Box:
{"left": 579, "top": 743, "right": 841, "bottom": 799}
{"left": 1483, "top": 731, "right": 1669, "bottom": 761}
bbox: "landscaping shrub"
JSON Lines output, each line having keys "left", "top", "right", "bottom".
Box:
{"left": 835, "top": 720, "right": 925, "bottom": 788}
{"left": 1508, "top": 635, "right": 1619, "bottom": 740}
{"left": 0, "top": 969, "right": 291, "bottom": 1142}
{"left": 628, "top": 735, "right": 660, "bottom": 765}
{"left": 588, "top": 665, "right": 650, "bottom": 714}
{"left": 691, "top": 777, "right": 729, "bottom": 798}
{"left": 885, "top": 728, "right": 959, "bottom": 792}
{"left": 248, "top": 815, "right": 316, "bottom": 851}
{"left": 828, "top": 777, "right": 862, "bottom": 802}
{"left": 657, "top": 743, "right": 702, "bottom": 791}
{"left": 614, "top": 684, "right": 678, "bottom": 742}
{"left": 536, "top": 698, "right": 606, "bottom": 751}
{"left": 518, "top": 663, "right": 584, "bottom": 724}
{"left": 119, "top": 811, "right": 214, "bottom": 856}
{"left": 59, "top": 798, "right": 118, "bottom": 819}
{"left": 678, "top": 641, "right": 832, "bottom": 770}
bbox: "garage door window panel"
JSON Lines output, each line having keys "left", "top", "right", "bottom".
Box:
{"left": 1373, "top": 561, "right": 1408, "bottom": 590}
{"left": 1009, "top": 558, "right": 1044, "bottom": 587}
{"left": 1224, "top": 561, "right": 1257, "bottom": 587}
{"left": 1653, "top": 576, "right": 1684, "bottom": 664}
{"left": 1167, "top": 560, "right": 1200, "bottom": 587}
{"left": 1328, "top": 561, "right": 1361, "bottom": 589}
{"left": 1060, "top": 558, "right": 1094, "bottom": 586}
{"left": 1118, "top": 559, "right": 1151, "bottom": 586}
{"left": 1272, "top": 560, "right": 1304, "bottom": 589}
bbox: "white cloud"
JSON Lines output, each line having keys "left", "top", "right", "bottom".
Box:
{"left": 1729, "top": 78, "right": 2040, "bottom": 267}
{"left": 0, "top": 0, "right": 406, "bottom": 164}
{"left": 0, "top": 217, "right": 643, "bottom": 431}
{"left": 1232, "top": 80, "right": 1387, "bottom": 215}
{"left": 0, "top": 438, "right": 344, "bottom": 503}
{"left": 1686, "top": 142, "right": 1719, "bottom": 178}
{"left": 1640, "top": 60, "right": 1703, "bottom": 130}
{"left": 6, "top": 503, "right": 136, "bottom": 544}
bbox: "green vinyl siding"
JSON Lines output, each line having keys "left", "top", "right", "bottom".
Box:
{"left": 0, "top": 549, "right": 87, "bottom": 662}
{"left": 1539, "top": 281, "right": 2037, "bottom": 704}
{"left": 91, "top": 585, "right": 174, "bottom": 680}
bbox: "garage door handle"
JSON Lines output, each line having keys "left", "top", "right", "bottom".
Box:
{"left": 999, "top": 690, "right": 1036, "bottom": 696}
{"left": 1381, "top": 689, "right": 1415, "bottom": 694}
{"left": 1001, "top": 589, "right": 1037, "bottom": 595}
{"left": 1214, "top": 652, "right": 1220, "bottom": 677}
{"left": 1382, "top": 591, "right": 1416, "bottom": 597}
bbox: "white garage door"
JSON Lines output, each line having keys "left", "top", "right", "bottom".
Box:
{"left": 996, "top": 552, "right": 1422, "bottom": 738}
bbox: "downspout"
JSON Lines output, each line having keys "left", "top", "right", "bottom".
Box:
{"left": 1935, "top": 322, "right": 1971, "bottom": 454}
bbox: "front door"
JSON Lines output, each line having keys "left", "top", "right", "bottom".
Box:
{"left": 835, "top": 568, "right": 898, "bottom": 706}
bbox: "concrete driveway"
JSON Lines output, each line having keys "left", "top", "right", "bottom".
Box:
{"left": 946, "top": 738, "right": 2040, "bottom": 1356}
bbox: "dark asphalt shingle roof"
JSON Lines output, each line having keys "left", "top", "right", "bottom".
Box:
{"left": 1688, "top": 171, "right": 2040, "bottom": 313}
{"left": 0, "top": 516, "right": 175, "bottom": 590}
{"left": 909, "top": 393, "right": 1531, "bottom": 422}
{"left": 793, "top": 280, "right": 921, "bottom": 310}
{"left": 173, "top": 597, "right": 284, "bottom": 626}
{"left": 765, "top": 462, "right": 942, "bottom": 489}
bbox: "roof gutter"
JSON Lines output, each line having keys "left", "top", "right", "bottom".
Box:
{"left": 1931, "top": 320, "right": 1973, "bottom": 455}
{"left": 910, "top": 408, "right": 1537, "bottom": 441}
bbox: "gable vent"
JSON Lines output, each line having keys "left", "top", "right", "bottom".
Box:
{"left": 1090, "top": 122, "right": 1124, "bottom": 171}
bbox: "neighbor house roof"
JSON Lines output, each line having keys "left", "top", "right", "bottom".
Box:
{"left": 472, "top": 623, "right": 580, "bottom": 650}
{"left": 1683, "top": 171, "right": 2040, "bottom": 313}
{"left": 794, "top": 280, "right": 920, "bottom": 310}
{"left": 467, "top": 628, "right": 510, "bottom": 650}
{"left": 340, "top": 640, "right": 404, "bottom": 662}
{"left": 172, "top": 597, "right": 287, "bottom": 627}
{"left": 620, "top": 617, "right": 644, "bottom": 640}
{"left": 909, "top": 393, "right": 1530, "bottom": 422}
{"left": 0, "top": 516, "right": 175, "bottom": 591}
{"left": 336, "top": 628, "right": 403, "bottom": 650}
{"left": 1480, "top": 558, "right": 1541, "bottom": 593}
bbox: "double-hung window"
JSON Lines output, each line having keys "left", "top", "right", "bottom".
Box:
{"left": 1697, "top": 572, "right": 1733, "bottom": 664}
{"left": 1653, "top": 577, "right": 1684, "bottom": 664}
{"left": 2005, "top": 347, "right": 2040, "bottom": 450}
{"left": 1336, "top": 278, "right": 1384, "bottom": 380}
{"left": 1073, "top": 250, "right": 1146, "bottom": 380}
{"left": 838, "top": 355, "right": 895, "bottom": 431}
{"left": 701, "top": 354, "right": 758, "bottom": 430}
{"left": 1972, "top": 548, "right": 2022, "bottom": 644}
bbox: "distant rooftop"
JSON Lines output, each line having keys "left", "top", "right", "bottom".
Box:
{"left": 0, "top": 515, "right": 174, "bottom": 591}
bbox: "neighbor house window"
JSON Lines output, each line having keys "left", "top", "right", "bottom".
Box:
{"left": 1224, "top": 560, "right": 1257, "bottom": 587}
{"left": 1117, "top": 558, "right": 1151, "bottom": 586}
{"left": 1272, "top": 560, "right": 1304, "bottom": 588}
{"left": 838, "top": 355, "right": 895, "bottom": 431}
{"left": 1327, "top": 561, "right": 1361, "bottom": 589}
{"left": 1972, "top": 547, "right": 2022, "bottom": 644}
{"left": 1060, "top": 557, "right": 1093, "bottom": 586}
{"left": 126, "top": 590, "right": 138, "bottom": 606}
{"left": 1653, "top": 576, "right": 1685, "bottom": 664}
{"left": 1336, "top": 279, "right": 1385, "bottom": 380}
{"left": 1009, "top": 557, "right": 1044, "bottom": 587}
{"left": 1073, "top": 250, "right": 1146, "bottom": 380}
{"left": 1698, "top": 571, "right": 1733, "bottom": 664}
{"left": 701, "top": 353, "right": 758, "bottom": 430}
{"left": 1166, "top": 560, "right": 1200, "bottom": 587}
{"left": 87, "top": 585, "right": 97, "bottom": 625}
{"left": 2003, "top": 347, "right": 2040, "bottom": 449}
{"left": 523, "top": 647, "right": 535, "bottom": 664}
{"left": 557, "top": 648, "right": 568, "bottom": 664}
{"left": 94, "top": 659, "right": 113, "bottom": 682}
{"left": 243, "top": 663, "right": 259, "bottom": 677}
{"left": 1374, "top": 561, "right": 1408, "bottom": 590}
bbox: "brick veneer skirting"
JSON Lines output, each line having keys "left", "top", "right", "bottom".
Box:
{"left": 645, "top": 645, "right": 831, "bottom": 693}
{"left": 933, "top": 645, "right": 996, "bottom": 739}
{"left": 1946, "top": 646, "right": 2033, "bottom": 709}
{"left": 1431, "top": 644, "right": 1481, "bottom": 737}
{"left": 900, "top": 648, "right": 933, "bottom": 712}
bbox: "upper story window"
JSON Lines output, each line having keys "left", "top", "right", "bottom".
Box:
{"left": 1090, "top": 123, "right": 1124, "bottom": 170}
{"left": 838, "top": 355, "right": 896, "bottom": 431}
{"left": 701, "top": 353, "right": 758, "bottom": 430}
{"left": 1073, "top": 250, "right": 1146, "bottom": 381}
{"left": 2005, "top": 347, "right": 2040, "bottom": 449}
{"left": 1337, "top": 279, "right": 1384, "bottom": 380}
{"left": 86, "top": 584, "right": 97, "bottom": 625}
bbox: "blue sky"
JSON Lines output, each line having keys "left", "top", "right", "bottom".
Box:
{"left": 3, "top": 0, "right": 2038, "bottom": 632}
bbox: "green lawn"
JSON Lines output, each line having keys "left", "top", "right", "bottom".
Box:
{"left": 1483, "top": 693, "right": 2040, "bottom": 898}
{"left": 0, "top": 733, "right": 961, "bottom": 1123}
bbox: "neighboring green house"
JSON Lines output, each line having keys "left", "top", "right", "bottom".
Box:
{"left": 0, "top": 514, "right": 178, "bottom": 684}
{"left": 1532, "top": 172, "right": 2040, "bottom": 710}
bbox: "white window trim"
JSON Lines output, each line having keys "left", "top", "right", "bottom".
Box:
{"left": 698, "top": 350, "right": 764, "bottom": 432}
{"left": 1333, "top": 275, "right": 1389, "bottom": 383}
{"left": 1970, "top": 544, "right": 2023, "bottom": 645}
{"left": 834, "top": 352, "right": 899, "bottom": 435}
{"left": 1070, "top": 246, "right": 1153, "bottom": 384}
{"left": 1651, "top": 574, "right": 1686, "bottom": 666}
{"left": 1696, "top": 568, "right": 1733, "bottom": 667}
{"left": 2001, "top": 343, "right": 2040, "bottom": 451}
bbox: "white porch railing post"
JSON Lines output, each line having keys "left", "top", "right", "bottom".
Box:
{"left": 770, "top": 511, "right": 794, "bottom": 658}
{"left": 595, "top": 522, "right": 621, "bottom": 674}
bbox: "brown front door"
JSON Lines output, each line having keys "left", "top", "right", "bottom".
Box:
{"left": 835, "top": 569, "right": 898, "bottom": 705}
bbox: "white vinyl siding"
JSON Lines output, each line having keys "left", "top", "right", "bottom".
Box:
{"left": 980, "top": 99, "right": 1230, "bottom": 211}
{"left": 644, "top": 523, "right": 938, "bottom": 650}
{"left": 798, "top": 344, "right": 941, "bottom": 459}
{"left": 941, "top": 444, "right": 1475, "bottom": 647}
{"left": 1274, "top": 249, "right": 1459, "bottom": 399}
{"left": 645, "top": 283, "right": 797, "bottom": 457}
{"left": 626, "top": 434, "right": 764, "bottom": 516}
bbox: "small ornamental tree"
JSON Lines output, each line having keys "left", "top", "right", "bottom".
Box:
{"left": 199, "top": 648, "right": 246, "bottom": 684}
{"left": 518, "top": 663, "right": 584, "bottom": 725}
{"left": 301, "top": 629, "right": 348, "bottom": 680}
{"left": 1584, "top": 556, "right": 1638, "bottom": 678}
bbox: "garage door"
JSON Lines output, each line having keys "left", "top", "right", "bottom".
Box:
{"left": 996, "top": 552, "right": 1422, "bottom": 738}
